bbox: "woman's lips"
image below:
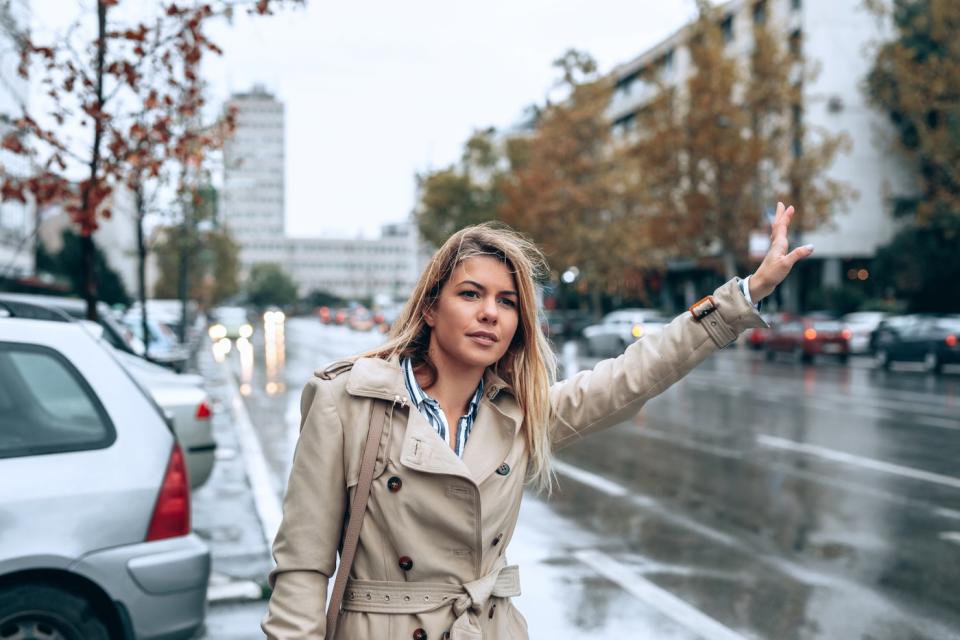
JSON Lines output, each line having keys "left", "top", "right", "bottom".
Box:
{"left": 468, "top": 333, "right": 497, "bottom": 346}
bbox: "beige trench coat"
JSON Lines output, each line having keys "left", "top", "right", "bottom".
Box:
{"left": 262, "top": 278, "right": 765, "bottom": 639}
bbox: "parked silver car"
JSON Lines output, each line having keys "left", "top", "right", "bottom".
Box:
{"left": 582, "top": 308, "right": 669, "bottom": 356}
{"left": 114, "top": 351, "right": 216, "bottom": 488}
{"left": 0, "top": 314, "right": 209, "bottom": 639}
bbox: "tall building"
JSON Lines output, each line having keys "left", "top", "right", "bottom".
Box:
{"left": 221, "top": 87, "right": 421, "bottom": 302}
{"left": 607, "top": 0, "right": 914, "bottom": 306}
{"left": 0, "top": 0, "right": 34, "bottom": 279}
{"left": 222, "top": 85, "right": 286, "bottom": 267}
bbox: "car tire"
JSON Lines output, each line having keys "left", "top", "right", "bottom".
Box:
{"left": 764, "top": 348, "right": 775, "bottom": 362}
{"left": 0, "top": 584, "right": 111, "bottom": 640}
{"left": 838, "top": 354, "right": 849, "bottom": 365}
{"left": 800, "top": 349, "right": 814, "bottom": 364}
{"left": 923, "top": 351, "right": 942, "bottom": 374}
{"left": 875, "top": 349, "right": 891, "bottom": 370}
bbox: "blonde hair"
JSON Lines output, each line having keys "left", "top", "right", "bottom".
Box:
{"left": 357, "top": 222, "right": 557, "bottom": 493}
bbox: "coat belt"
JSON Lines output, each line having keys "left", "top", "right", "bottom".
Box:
{"left": 342, "top": 564, "right": 521, "bottom": 640}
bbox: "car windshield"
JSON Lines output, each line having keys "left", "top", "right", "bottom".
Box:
{"left": 813, "top": 321, "right": 843, "bottom": 332}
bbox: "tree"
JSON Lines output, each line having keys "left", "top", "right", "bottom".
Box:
{"left": 499, "top": 49, "right": 655, "bottom": 307}
{"left": 867, "top": 0, "right": 960, "bottom": 226}
{"left": 628, "top": 1, "right": 852, "bottom": 281}
{"left": 153, "top": 224, "right": 240, "bottom": 306}
{"left": 36, "top": 228, "right": 129, "bottom": 306}
{"left": 0, "top": 0, "right": 302, "bottom": 320}
{"left": 246, "top": 262, "right": 298, "bottom": 308}
{"left": 415, "top": 128, "right": 505, "bottom": 248}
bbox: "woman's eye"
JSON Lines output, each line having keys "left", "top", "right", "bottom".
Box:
{"left": 460, "top": 290, "right": 480, "bottom": 299}
{"left": 499, "top": 298, "right": 517, "bottom": 308}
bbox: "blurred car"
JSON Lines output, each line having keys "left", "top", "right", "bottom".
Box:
{"left": 113, "top": 351, "right": 216, "bottom": 488}
{"left": 0, "top": 292, "right": 143, "bottom": 355}
{"left": 348, "top": 307, "right": 376, "bottom": 331}
{"left": 841, "top": 311, "right": 888, "bottom": 354}
{"left": 541, "top": 309, "right": 595, "bottom": 341}
{"left": 744, "top": 312, "right": 791, "bottom": 350}
{"left": 873, "top": 315, "right": 960, "bottom": 373}
{"left": 122, "top": 310, "right": 191, "bottom": 371}
{"left": 765, "top": 317, "right": 851, "bottom": 363}
{"left": 582, "top": 308, "right": 669, "bottom": 357}
{"left": 209, "top": 306, "right": 253, "bottom": 341}
{"left": 0, "top": 312, "right": 209, "bottom": 639}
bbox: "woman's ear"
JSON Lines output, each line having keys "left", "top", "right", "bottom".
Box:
{"left": 423, "top": 307, "right": 435, "bottom": 328}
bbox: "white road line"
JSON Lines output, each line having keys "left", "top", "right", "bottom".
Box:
{"left": 757, "top": 434, "right": 960, "bottom": 491}
{"left": 939, "top": 532, "right": 960, "bottom": 546}
{"left": 553, "top": 459, "right": 629, "bottom": 497}
{"left": 574, "top": 549, "right": 749, "bottom": 640}
{"left": 552, "top": 459, "right": 737, "bottom": 548}
{"left": 221, "top": 360, "right": 284, "bottom": 549}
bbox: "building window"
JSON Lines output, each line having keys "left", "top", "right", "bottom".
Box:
{"left": 789, "top": 30, "right": 802, "bottom": 57}
{"left": 752, "top": 1, "right": 767, "bottom": 25}
{"left": 721, "top": 15, "right": 735, "bottom": 44}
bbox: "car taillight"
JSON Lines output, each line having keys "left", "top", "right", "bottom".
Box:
{"left": 146, "top": 444, "right": 191, "bottom": 542}
{"left": 804, "top": 328, "right": 817, "bottom": 340}
{"left": 196, "top": 400, "right": 212, "bottom": 420}
{"left": 947, "top": 334, "right": 958, "bottom": 348}
{"left": 841, "top": 329, "right": 852, "bottom": 340}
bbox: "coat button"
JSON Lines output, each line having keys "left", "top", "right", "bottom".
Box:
{"left": 398, "top": 556, "right": 414, "bottom": 571}
{"left": 492, "top": 533, "right": 503, "bottom": 546}
{"left": 496, "top": 463, "right": 510, "bottom": 476}
{"left": 413, "top": 629, "right": 427, "bottom": 640}
{"left": 387, "top": 476, "right": 402, "bottom": 492}
{"left": 488, "top": 603, "right": 497, "bottom": 619}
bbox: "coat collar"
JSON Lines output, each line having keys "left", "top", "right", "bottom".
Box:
{"left": 343, "top": 356, "right": 522, "bottom": 485}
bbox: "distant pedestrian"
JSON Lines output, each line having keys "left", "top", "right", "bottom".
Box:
{"left": 262, "top": 204, "right": 812, "bottom": 639}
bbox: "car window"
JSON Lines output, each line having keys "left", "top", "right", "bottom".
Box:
{"left": 0, "top": 344, "right": 114, "bottom": 458}
{"left": 813, "top": 321, "right": 843, "bottom": 331}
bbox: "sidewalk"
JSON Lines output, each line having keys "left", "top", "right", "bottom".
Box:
{"left": 191, "top": 346, "right": 274, "bottom": 639}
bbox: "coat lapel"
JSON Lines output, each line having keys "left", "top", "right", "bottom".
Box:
{"left": 345, "top": 356, "right": 522, "bottom": 485}
{"left": 461, "top": 395, "right": 520, "bottom": 485}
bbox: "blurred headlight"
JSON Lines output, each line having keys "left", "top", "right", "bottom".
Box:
{"left": 239, "top": 324, "right": 254, "bottom": 338}
{"left": 632, "top": 324, "right": 644, "bottom": 339}
{"left": 209, "top": 324, "right": 227, "bottom": 340}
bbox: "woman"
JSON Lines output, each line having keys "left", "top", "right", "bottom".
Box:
{"left": 263, "top": 203, "right": 812, "bottom": 639}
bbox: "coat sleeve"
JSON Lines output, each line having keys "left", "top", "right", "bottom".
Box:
{"left": 549, "top": 278, "right": 767, "bottom": 450}
{"left": 262, "top": 378, "right": 347, "bottom": 639}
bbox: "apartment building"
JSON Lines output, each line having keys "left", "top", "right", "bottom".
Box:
{"left": 220, "top": 87, "right": 421, "bottom": 302}
{"left": 607, "top": 0, "right": 914, "bottom": 306}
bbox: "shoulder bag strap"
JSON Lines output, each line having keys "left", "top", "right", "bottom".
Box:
{"left": 325, "top": 400, "right": 388, "bottom": 639}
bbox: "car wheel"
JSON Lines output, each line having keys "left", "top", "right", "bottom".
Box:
{"left": 838, "top": 353, "right": 849, "bottom": 365}
{"left": 800, "top": 349, "right": 814, "bottom": 364}
{"left": 764, "top": 348, "right": 775, "bottom": 362}
{"left": 875, "top": 349, "right": 891, "bottom": 370}
{"left": 0, "top": 585, "right": 110, "bottom": 640}
{"left": 923, "top": 351, "right": 942, "bottom": 374}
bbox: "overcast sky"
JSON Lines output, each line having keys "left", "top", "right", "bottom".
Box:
{"left": 202, "top": 0, "right": 702, "bottom": 238}
{"left": 28, "top": 0, "right": 698, "bottom": 238}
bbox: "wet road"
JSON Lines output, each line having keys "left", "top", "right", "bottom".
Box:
{"left": 229, "top": 316, "right": 960, "bottom": 639}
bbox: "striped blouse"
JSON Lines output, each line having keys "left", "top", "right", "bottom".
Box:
{"left": 401, "top": 357, "right": 484, "bottom": 458}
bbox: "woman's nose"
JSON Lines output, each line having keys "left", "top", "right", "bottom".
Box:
{"left": 479, "top": 297, "right": 498, "bottom": 322}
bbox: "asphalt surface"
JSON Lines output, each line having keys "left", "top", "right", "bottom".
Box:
{"left": 197, "top": 317, "right": 960, "bottom": 639}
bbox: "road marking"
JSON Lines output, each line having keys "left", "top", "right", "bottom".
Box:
{"left": 221, "top": 360, "right": 284, "bottom": 549}
{"left": 939, "top": 532, "right": 960, "bottom": 546}
{"left": 553, "top": 459, "right": 737, "bottom": 547}
{"left": 574, "top": 549, "right": 748, "bottom": 640}
{"left": 757, "top": 434, "right": 960, "bottom": 490}
{"left": 553, "top": 459, "right": 629, "bottom": 497}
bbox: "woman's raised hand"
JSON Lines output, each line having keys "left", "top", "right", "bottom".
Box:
{"left": 748, "top": 202, "right": 814, "bottom": 302}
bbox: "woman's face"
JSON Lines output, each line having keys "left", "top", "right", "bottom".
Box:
{"left": 424, "top": 255, "right": 520, "bottom": 376}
